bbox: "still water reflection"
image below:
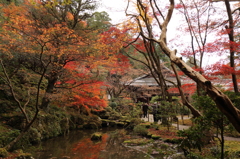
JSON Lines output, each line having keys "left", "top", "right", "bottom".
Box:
{"left": 32, "top": 128, "right": 151, "bottom": 159}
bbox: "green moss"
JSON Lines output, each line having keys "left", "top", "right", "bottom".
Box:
{"left": 0, "top": 124, "right": 10, "bottom": 133}
{"left": 91, "top": 132, "right": 102, "bottom": 140}
{"left": 28, "top": 128, "right": 41, "bottom": 144}
{"left": 147, "top": 132, "right": 153, "bottom": 138}
{"left": 133, "top": 125, "right": 148, "bottom": 136}
{"left": 15, "top": 152, "right": 33, "bottom": 159}
{"left": 163, "top": 138, "right": 180, "bottom": 144}
{"left": 108, "top": 121, "right": 116, "bottom": 127}
{"left": 0, "top": 148, "right": 8, "bottom": 158}
{"left": 140, "top": 122, "right": 151, "bottom": 128}
{"left": 83, "top": 122, "right": 98, "bottom": 129}
{"left": 123, "top": 138, "right": 153, "bottom": 146}
{"left": 151, "top": 135, "right": 161, "bottom": 140}
{"left": 225, "top": 141, "right": 240, "bottom": 150}
{"left": 0, "top": 129, "right": 20, "bottom": 148}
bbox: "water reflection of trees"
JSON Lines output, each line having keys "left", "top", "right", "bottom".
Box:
{"left": 101, "top": 129, "right": 147, "bottom": 159}
{"left": 34, "top": 129, "right": 148, "bottom": 159}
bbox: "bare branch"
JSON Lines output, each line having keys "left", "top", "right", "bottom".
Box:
{"left": 0, "top": 59, "right": 30, "bottom": 123}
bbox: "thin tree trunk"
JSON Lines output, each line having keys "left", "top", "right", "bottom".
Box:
{"left": 171, "top": 63, "right": 202, "bottom": 118}
{"left": 220, "top": 118, "right": 224, "bottom": 159}
{"left": 4, "top": 67, "right": 45, "bottom": 151}
{"left": 224, "top": 0, "right": 239, "bottom": 93}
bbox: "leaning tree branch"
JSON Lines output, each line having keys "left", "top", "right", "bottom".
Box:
{"left": 157, "top": 0, "right": 240, "bottom": 132}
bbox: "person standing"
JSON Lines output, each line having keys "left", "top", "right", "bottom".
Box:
{"left": 142, "top": 103, "right": 149, "bottom": 118}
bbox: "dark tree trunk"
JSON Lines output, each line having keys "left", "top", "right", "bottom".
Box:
{"left": 224, "top": 0, "right": 239, "bottom": 93}
{"left": 40, "top": 77, "right": 58, "bottom": 111}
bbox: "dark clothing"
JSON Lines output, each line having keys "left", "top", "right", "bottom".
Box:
{"left": 142, "top": 104, "right": 148, "bottom": 118}
{"left": 152, "top": 104, "right": 158, "bottom": 122}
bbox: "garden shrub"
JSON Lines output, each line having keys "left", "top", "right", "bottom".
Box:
{"left": 186, "top": 152, "right": 204, "bottom": 159}
{"left": 0, "top": 129, "right": 20, "bottom": 148}
{"left": 133, "top": 125, "right": 148, "bottom": 136}
{"left": 178, "top": 124, "right": 208, "bottom": 156}
{"left": 126, "top": 118, "right": 142, "bottom": 129}
{"left": 109, "top": 102, "right": 117, "bottom": 110}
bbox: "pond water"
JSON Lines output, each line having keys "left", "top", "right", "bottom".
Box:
{"left": 32, "top": 128, "right": 153, "bottom": 159}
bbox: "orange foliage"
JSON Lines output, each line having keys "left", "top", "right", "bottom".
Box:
{"left": 56, "top": 61, "right": 108, "bottom": 113}
{"left": 93, "top": 26, "right": 131, "bottom": 70}
{"left": 71, "top": 134, "right": 108, "bottom": 159}
{"left": 0, "top": 1, "right": 131, "bottom": 112}
{"left": 72, "top": 83, "right": 108, "bottom": 113}
{"left": 0, "top": 2, "right": 84, "bottom": 60}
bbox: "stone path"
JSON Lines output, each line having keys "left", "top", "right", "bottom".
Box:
{"left": 141, "top": 114, "right": 154, "bottom": 123}
{"left": 141, "top": 114, "right": 240, "bottom": 141}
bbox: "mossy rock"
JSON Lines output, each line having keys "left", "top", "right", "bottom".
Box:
{"left": 28, "top": 128, "right": 41, "bottom": 144}
{"left": 0, "top": 148, "right": 8, "bottom": 158}
{"left": 151, "top": 135, "right": 161, "bottom": 140}
{"left": 91, "top": 132, "right": 102, "bottom": 140}
{"left": 34, "top": 114, "right": 62, "bottom": 140}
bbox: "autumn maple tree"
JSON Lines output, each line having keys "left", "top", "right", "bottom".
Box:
{"left": 0, "top": 0, "right": 131, "bottom": 150}
{"left": 0, "top": 0, "right": 129, "bottom": 111}
{"left": 0, "top": 1, "right": 96, "bottom": 111}
{"left": 55, "top": 61, "right": 108, "bottom": 114}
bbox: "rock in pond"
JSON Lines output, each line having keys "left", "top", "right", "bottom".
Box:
{"left": 91, "top": 132, "right": 102, "bottom": 140}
